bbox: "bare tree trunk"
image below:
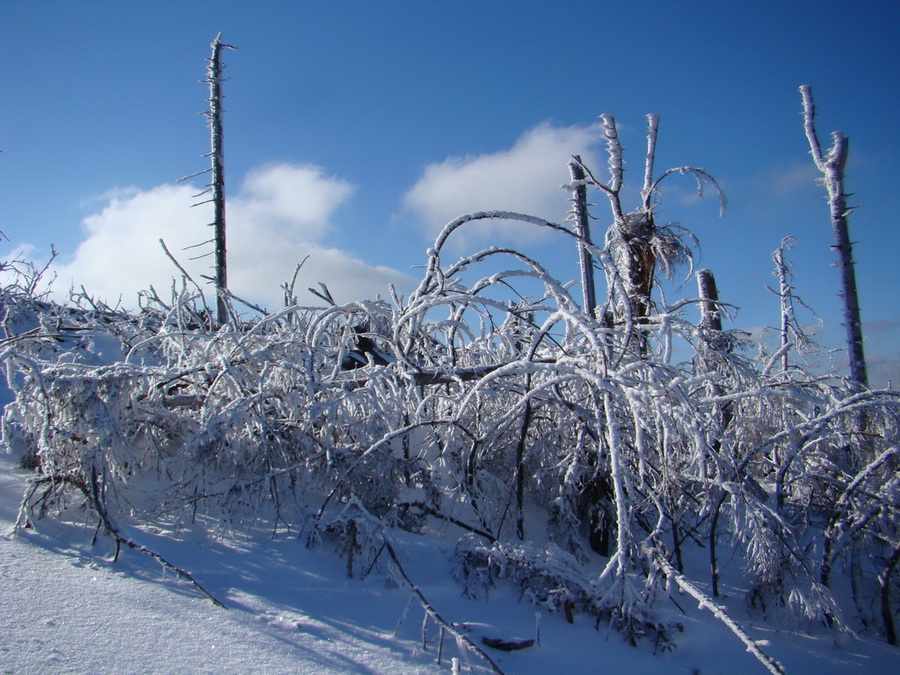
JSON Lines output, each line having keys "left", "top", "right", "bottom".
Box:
{"left": 800, "top": 85, "right": 868, "bottom": 387}
{"left": 696, "top": 268, "right": 732, "bottom": 427}
{"left": 878, "top": 540, "right": 900, "bottom": 645}
{"left": 207, "top": 34, "right": 235, "bottom": 326}
{"left": 696, "top": 269, "right": 734, "bottom": 596}
{"left": 709, "top": 490, "right": 725, "bottom": 597}
{"left": 569, "top": 156, "right": 597, "bottom": 314}
{"left": 697, "top": 269, "right": 722, "bottom": 334}
{"left": 514, "top": 385, "right": 532, "bottom": 540}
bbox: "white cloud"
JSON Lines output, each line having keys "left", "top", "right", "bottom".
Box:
{"left": 230, "top": 164, "right": 353, "bottom": 240}
{"left": 39, "top": 164, "right": 413, "bottom": 309}
{"left": 403, "top": 122, "right": 600, "bottom": 248}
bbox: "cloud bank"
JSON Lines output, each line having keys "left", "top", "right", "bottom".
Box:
{"left": 13, "top": 124, "right": 601, "bottom": 310}
{"left": 403, "top": 122, "right": 600, "bottom": 247}
{"left": 46, "top": 164, "right": 413, "bottom": 309}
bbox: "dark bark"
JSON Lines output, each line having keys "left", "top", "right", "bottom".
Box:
{"left": 697, "top": 269, "right": 722, "bottom": 333}
{"left": 878, "top": 541, "right": 900, "bottom": 645}
{"left": 514, "top": 388, "right": 532, "bottom": 540}
{"left": 569, "top": 156, "right": 596, "bottom": 314}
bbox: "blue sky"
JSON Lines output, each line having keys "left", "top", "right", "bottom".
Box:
{"left": 1, "top": 1, "right": 897, "bottom": 385}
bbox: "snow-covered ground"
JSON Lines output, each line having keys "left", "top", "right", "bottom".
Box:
{"left": 0, "top": 453, "right": 896, "bottom": 674}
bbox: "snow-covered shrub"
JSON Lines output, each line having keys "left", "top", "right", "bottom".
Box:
{"left": 454, "top": 535, "right": 594, "bottom": 612}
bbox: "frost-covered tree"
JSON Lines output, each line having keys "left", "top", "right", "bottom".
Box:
{"left": 178, "top": 34, "right": 237, "bottom": 326}
{"left": 800, "top": 85, "right": 867, "bottom": 387}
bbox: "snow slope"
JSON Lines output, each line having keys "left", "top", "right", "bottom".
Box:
{"left": 0, "top": 454, "right": 896, "bottom": 674}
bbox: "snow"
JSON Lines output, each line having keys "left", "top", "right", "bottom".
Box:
{"left": 0, "top": 455, "right": 440, "bottom": 675}
{"left": 1, "top": 454, "right": 897, "bottom": 674}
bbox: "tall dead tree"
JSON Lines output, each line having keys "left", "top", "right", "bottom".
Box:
{"left": 207, "top": 33, "right": 236, "bottom": 325}
{"left": 800, "top": 85, "right": 868, "bottom": 387}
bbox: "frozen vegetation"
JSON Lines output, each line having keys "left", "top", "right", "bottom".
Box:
{"left": 1, "top": 115, "right": 898, "bottom": 674}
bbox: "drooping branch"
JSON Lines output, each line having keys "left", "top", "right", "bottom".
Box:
{"left": 16, "top": 464, "right": 227, "bottom": 609}
{"left": 645, "top": 543, "right": 785, "bottom": 674}
{"left": 383, "top": 539, "right": 504, "bottom": 674}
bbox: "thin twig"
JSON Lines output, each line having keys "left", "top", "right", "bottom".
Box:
{"left": 384, "top": 538, "right": 504, "bottom": 674}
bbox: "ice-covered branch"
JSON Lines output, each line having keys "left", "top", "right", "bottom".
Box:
{"left": 645, "top": 543, "right": 785, "bottom": 674}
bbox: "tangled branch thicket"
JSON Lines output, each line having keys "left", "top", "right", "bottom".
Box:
{"left": 1, "top": 117, "right": 898, "bottom": 671}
